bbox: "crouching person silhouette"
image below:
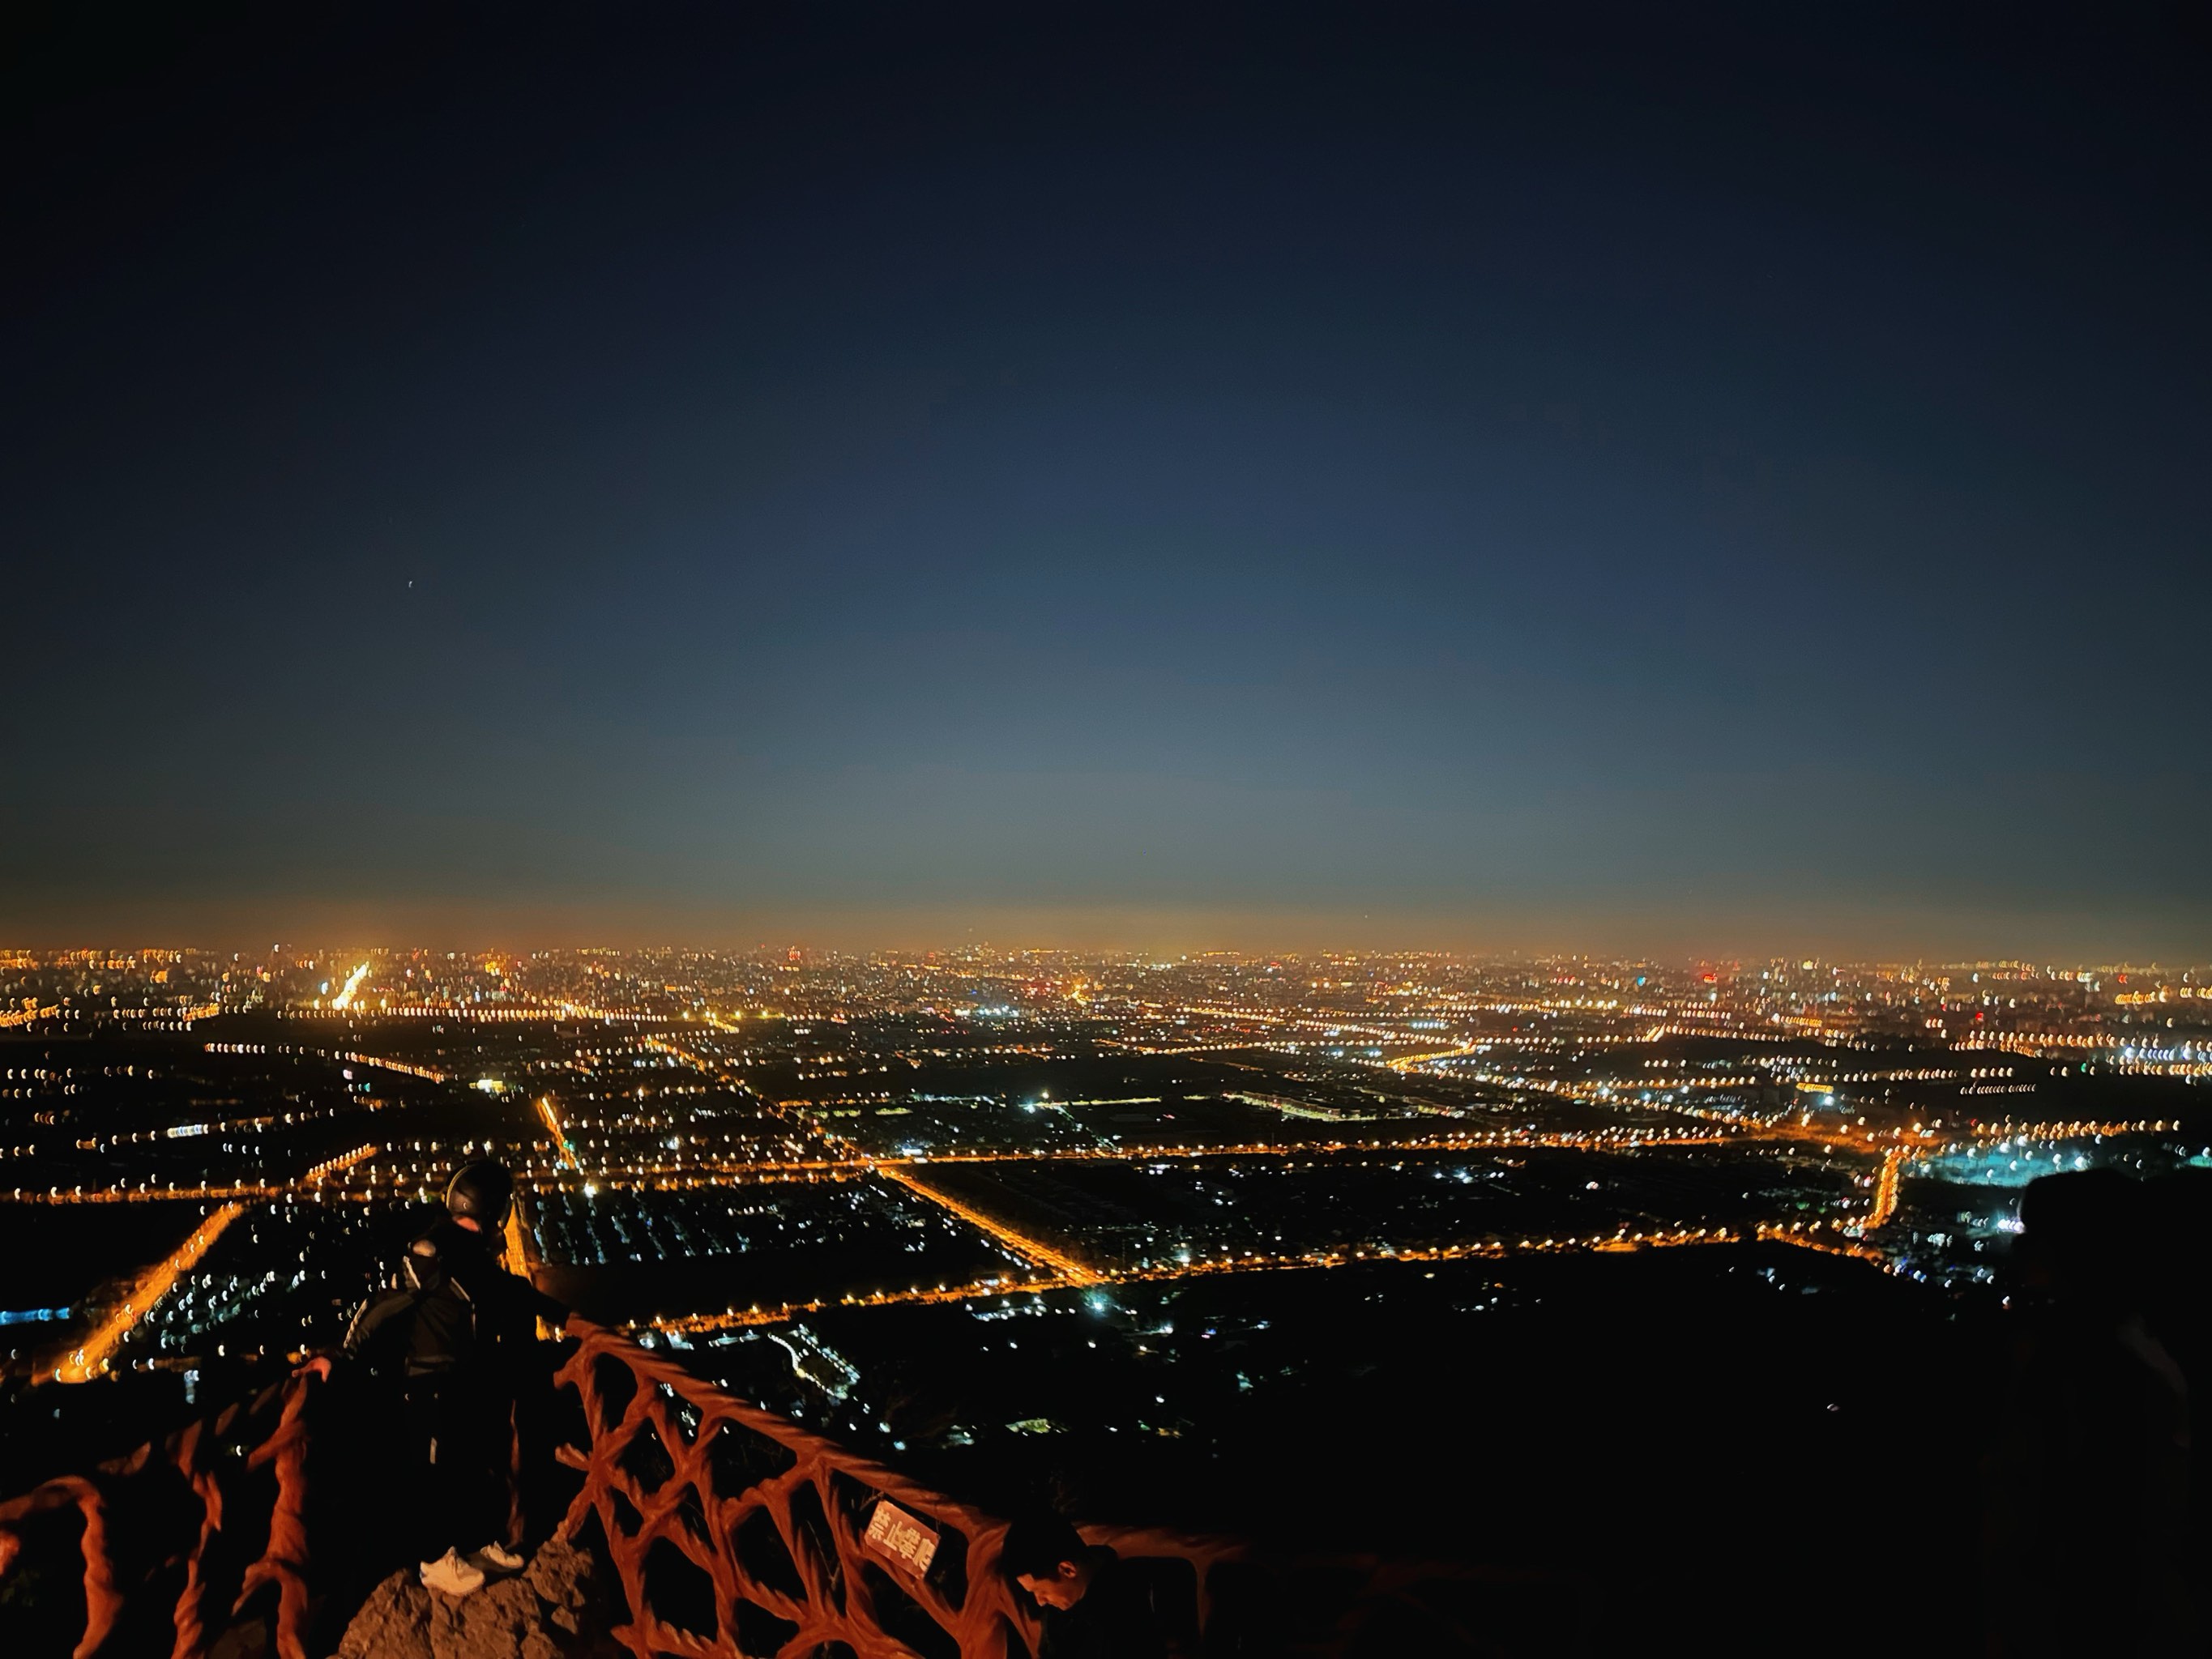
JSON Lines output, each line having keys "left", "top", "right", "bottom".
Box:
{"left": 297, "top": 1159, "right": 569, "bottom": 1597}
{"left": 1003, "top": 1514, "right": 1170, "bottom": 1659}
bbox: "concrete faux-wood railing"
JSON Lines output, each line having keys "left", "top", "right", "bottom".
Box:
{"left": 0, "top": 1328, "right": 1236, "bottom": 1659}
{"left": 553, "top": 1322, "right": 1574, "bottom": 1657}
{"left": 0, "top": 1376, "right": 311, "bottom": 1659}
{"left": 558, "top": 1316, "right": 1053, "bottom": 1659}
{"left": 554, "top": 1318, "right": 1283, "bottom": 1659}
{"left": 2, "top": 1320, "right": 1548, "bottom": 1658}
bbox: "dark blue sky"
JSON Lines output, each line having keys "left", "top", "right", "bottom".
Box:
{"left": 6, "top": 4, "right": 2207, "bottom": 956}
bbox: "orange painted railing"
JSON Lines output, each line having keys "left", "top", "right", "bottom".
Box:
{"left": 557, "top": 1316, "right": 1057, "bottom": 1659}
{"left": 4, "top": 1324, "right": 1564, "bottom": 1658}
{"left": 0, "top": 1376, "right": 313, "bottom": 1659}
{"left": 555, "top": 1320, "right": 1572, "bottom": 1659}
{"left": 2, "top": 1335, "right": 1142, "bottom": 1659}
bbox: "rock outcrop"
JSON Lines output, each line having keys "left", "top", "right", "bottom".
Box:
{"left": 335, "top": 1537, "right": 624, "bottom": 1659}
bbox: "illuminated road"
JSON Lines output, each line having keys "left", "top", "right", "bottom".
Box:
{"left": 48, "top": 1201, "right": 249, "bottom": 1382}
{"left": 646, "top": 1218, "right": 1888, "bottom": 1336}
{"left": 582, "top": 1115, "right": 2165, "bottom": 1188}
{"left": 651, "top": 1273, "right": 1063, "bottom": 1334}
{"left": 9, "top": 1143, "right": 378, "bottom": 1205}
{"left": 25, "top": 1108, "right": 2173, "bottom": 1218}
{"left": 890, "top": 1130, "right": 1736, "bottom": 1161}
{"left": 1386, "top": 1043, "right": 1484, "bottom": 1071}
{"left": 1758, "top": 1224, "right": 1884, "bottom": 1262}
{"left": 875, "top": 1163, "right": 1104, "bottom": 1287}
{"left": 329, "top": 962, "right": 371, "bottom": 1012}
{"left": 292, "top": 1126, "right": 1746, "bottom": 1204}
{"left": 537, "top": 1096, "right": 581, "bottom": 1169}
{"left": 683, "top": 1126, "right": 1740, "bottom": 1178}
{"left": 1864, "top": 1147, "right": 1904, "bottom": 1232}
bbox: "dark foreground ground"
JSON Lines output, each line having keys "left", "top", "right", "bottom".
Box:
{"left": 673, "top": 1243, "right": 2002, "bottom": 1657}
{"left": 5, "top": 1234, "right": 2185, "bottom": 1657}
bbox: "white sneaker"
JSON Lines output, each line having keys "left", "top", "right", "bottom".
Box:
{"left": 478, "top": 1542, "right": 526, "bottom": 1573}
{"left": 420, "top": 1547, "right": 485, "bottom": 1597}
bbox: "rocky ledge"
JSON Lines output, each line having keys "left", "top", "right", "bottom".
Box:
{"left": 335, "top": 1537, "right": 624, "bottom": 1659}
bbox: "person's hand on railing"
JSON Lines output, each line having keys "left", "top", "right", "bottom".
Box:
{"left": 291, "top": 1355, "right": 334, "bottom": 1382}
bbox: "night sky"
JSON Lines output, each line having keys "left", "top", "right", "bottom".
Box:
{"left": 6, "top": 5, "right": 2207, "bottom": 956}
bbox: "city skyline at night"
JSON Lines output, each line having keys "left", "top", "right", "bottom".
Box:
{"left": 5, "top": 934, "right": 2206, "bottom": 1656}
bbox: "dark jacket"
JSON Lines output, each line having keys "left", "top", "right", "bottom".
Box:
{"left": 343, "top": 1216, "right": 566, "bottom": 1379}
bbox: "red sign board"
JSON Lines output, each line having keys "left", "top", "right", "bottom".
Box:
{"left": 864, "top": 1500, "right": 940, "bottom": 1576}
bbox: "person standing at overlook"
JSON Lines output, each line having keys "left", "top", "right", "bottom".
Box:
{"left": 297, "top": 1159, "right": 570, "bottom": 1597}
